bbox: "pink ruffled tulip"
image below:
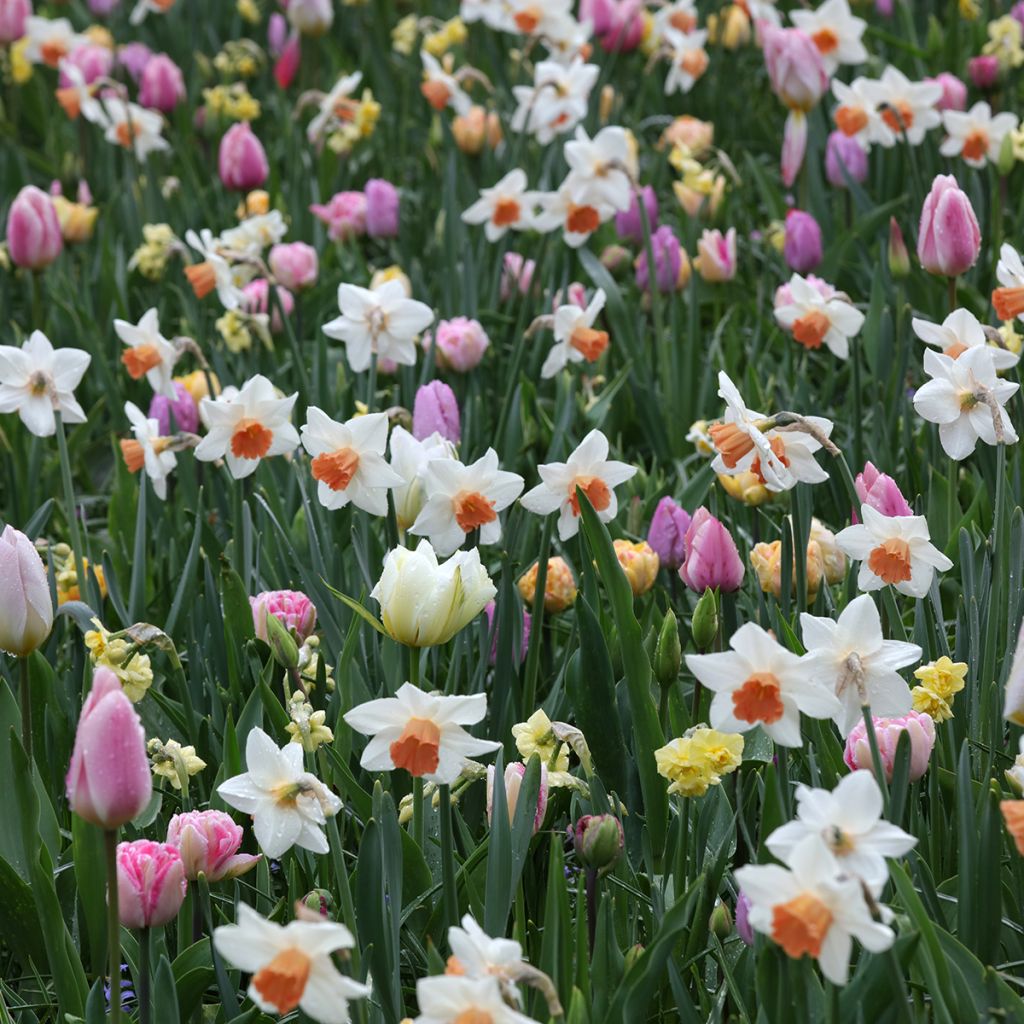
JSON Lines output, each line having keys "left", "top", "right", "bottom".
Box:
{"left": 139, "top": 54, "right": 186, "bottom": 113}
{"left": 695, "top": 227, "right": 737, "bottom": 282}
{"left": 854, "top": 461, "right": 913, "bottom": 520}
{"left": 0, "top": 0, "right": 31, "bottom": 44}
{"left": 241, "top": 278, "right": 295, "bottom": 332}
{"left": 250, "top": 589, "right": 317, "bottom": 643}
{"left": 116, "top": 840, "right": 187, "bottom": 928}
{"left": 269, "top": 241, "right": 318, "bottom": 291}
{"left": 917, "top": 174, "right": 980, "bottom": 278}
{"left": 678, "top": 507, "right": 744, "bottom": 593}
{"left": 843, "top": 711, "right": 935, "bottom": 782}
{"left": 487, "top": 761, "right": 548, "bottom": 833}
{"left": 413, "top": 381, "right": 460, "bottom": 443}
{"left": 310, "top": 191, "right": 367, "bottom": 242}
{"left": 783, "top": 209, "right": 822, "bottom": 273}
{"left": 423, "top": 316, "right": 490, "bottom": 373}
{"left": 166, "top": 810, "right": 260, "bottom": 881}
{"left": 647, "top": 496, "right": 691, "bottom": 570}
{"left": 364, "top": 178, "right": 400, "bottom": 238}
{"left": 148, "top": 382, "right": 199, "bottom": 435}
{"left": 66, "top": 668, "right": 153, "bottom": 829}
{"left": 218, "top": 122, "right": 269, "bottom": 191}
{"left": 580, "top": 0, "right": 644, "bottom": 52}
{"left": 824, "top": 130, "right": 868, "bottom": 188}
{"left": 7, "top": 185, "right": 63, "bottom": 270}
{"left": 927, "top": 72, "right": 967, "bottom": 112}
{"left": 0, "top": 525, "right": 53, "bottom": 657}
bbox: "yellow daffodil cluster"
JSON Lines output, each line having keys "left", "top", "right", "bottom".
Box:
{"left": 237, "top": 0, "right": 261, "bottom": 24}
{"left": 392, "top": 14, "right": 419, "bottom": 55}
{"left": 52, "top": 544, "right": 108, "bottom": 605}
{"left": 512, "top": 709, "right": 570, "bottom": 772}
{"left": 326, "top": 90, "right": 381, "bottom": 154}
{"left": 129, "top": 223, "right": 181, "bottom": 281}
{"left": 912, "top": 656, "right": 968, "bottom": 722}
{"left": 959, "top": 0, "right": 981, "bottom": 20}
{"left": 148, "top": 738, "right": 207, "bottom": 790}
{"left": 285, "top": 694, "right": 335, "bottom": 752}
{"left": 216, "top": 309, "right": 271, "bottom": 354}
{"left": 999, "top": 320, "right": 1023, "bottom": 356}
{"left": 423, "top": 17, "right": 467, "bottom": 57}
{"left": 665, "top": 119, "right": 725, "bottom": 218}
{"left": 213, "top": 39, "right": 266, "bottom": 79}
{"left": 655, "top": 726, "right": 744, "bottom": 797}
{"left": 983, "top": 16, "right": 1024, "bottom": 70}
{"left": 203, "top": 82, "right": 261, "bottom": 122}
{"left": 84, "top": 620, "right": 154, "bottom": 703}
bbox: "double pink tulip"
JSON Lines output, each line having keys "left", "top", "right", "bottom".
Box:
{"left": 117, "top": 840, "right": 187, "bottom": 928}
{"left": 166, "top": 810, "right": 260, "bottom": 881}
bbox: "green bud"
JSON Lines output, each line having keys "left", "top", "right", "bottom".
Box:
{"left": 709, "top": 901, "right": 733, "bottom": 939}
{"left": 887, "top": 218, "right": 910, "bottom": 279}
{"left": 571, "top": 814, "right": 624, "bottom": 876}
{"left": 623, "top": 943, "right": 645, "bottom": 973}
{"left": 691, "top": 588, "right": 719, "bottom": 652}
{"left": 654, "top": 610, "right": 682, "bottom": 687}
{"left": 998, "top": 131, "right": 1016, "bottom": 177}
{"left": 265, "top": 610, "right": 300, "bottom": 670}
{"left": 601, "top": 244, "right": 632, "bottom": 278}
{"left": 303, "top": 889, "right": 333, "bottom": 916}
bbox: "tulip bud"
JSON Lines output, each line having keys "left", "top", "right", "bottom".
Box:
{"left": 487, "top": 760, "right": 548, "bottom": 834}
{"left": 709, "top": 901, "right": 733, "bottom": 939}
{"left": 615, "top": 185, "right": 659, "bottom": 246}
{"left": 654, "top": 610, "right": 682, "bottom": 687}
{"left": 691, "top": 587, "right": 718, "bottom": 652}
{"left": 267, "top": 12, "right": 287, "bottom": 55}
{"left": 570, "top": 814, "right": 624, "bottom": 875}
{"left": 614, "top": 539, "right": 659, "bottom": 596}
{"left": 288, "top": 0, "right": 333, "bottom": 35}
{"left": 917, "top": 174, "right": 980, "bottom": 278}
{"left": 0, "top": 525, "right": 54, "bottom": 657}
{"left": 968, "top": 54, "right": 1000, "bottom": 90}
{"left": 518, "top": 556, "right": 577, "bottom": 613}
{"left": 636, "top": 224, "right": 685, "bottom": 293}
{"left": 0, "top": 0, "right": 30, "bottom": 45}
{"left": 888, "top": 217, "right": 910, "bottom": 278}
{"left": 264, "top": 609, "right": 300, "bottom": 670}
{"left": 413, "top": 381, "right": 460, "bottom": 444}
{"left": 783, "top": 209, "right": 823, "bottom": 273}
{"left": 6, "top": 184, "right": 63, "bottom": 270}
{"left": 927, "top": 71, "right": 967, "bottom": 112}
{"left": 364, "top": 179, "right": 400, "bottom": 239}
{"left": 423, "top": 317, "right": 490, "bottom": 373}
{"left": 117, "top": 840, "right": 187, "bottom": 928}
{"left": 678, "top": 508, "right": 744, "bottom": 593}
{"left": 251, "top": 589, "right": 317, "bottom": 643}
{"left": 139, "top": 53, "right": 186, "bottom": 113}
{"left": 218, "top": 122, "right": 269, "bottom": 192}
{"left": 843, "top": 711, "right": 936, "bottom": 781}
{"left": 854, "top": 461, "right": 913, "bottom": 520}
{"left": 600, "top": 244, "right": 631, "bottom": 277}
{"left": 623, "top": 944, "right": 645, "bottom": 972}
{"left": 302, "top": 888, "right": 334, "bottom": 916}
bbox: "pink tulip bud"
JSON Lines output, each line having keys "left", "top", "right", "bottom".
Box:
{"left": 166, "top": 810, "right": 260, "bottom": 882}
{"left": 88, "top": 0, "right": 121, "bottom": 13}
{"left": 117, "top": 42, "right": 152, "bottom": 82}
{"left": 678, "top": 507, "right": 745, "bottom": 593}
{"left": 927, "top": 72, "right": 967, "bottom": 112}
{"left": 218, "top": 122, "right": 269, "bottom": 192}
{"left": 762, "top": 25, "right": 828, "bottom": 113}
{"left": 241, "top": 278, "right": 295, "bottom": 332}
{"left": 274, "top": 31, "right": 300, "bottom": 89}
{"left": 116, "top": 840, "right": 187, "bottom": 928}
{"left": 422, "top": 316, "right": 490, "bottom": 373}
{"left": 6, "top": 185, "right": 63, "bottom": 270}
{"left": 484, "top": 600, "right": 531, "bottom": 665}
{"left": 364, "top": 178, "right": 400, "bottom": 238}
{"left": 695, "top": 227, "right": 737, "bottom": 283}
{"left": 0, "top": 525, "right": 53, "bottom": 657}
{"left": 614, "top": 185, "right": 659, "bottom": 246}
{"left": 413, "top": 381, "right": 461, "bottom": 443}
{"left": 781, "top": 109, "right": 809, "bottom": 188}
{"left": 887, "top": 218, "right": 911, "bottom": 278}
{"left": 250, "top": 589, "right": 317, "bottom": 643}
{"left": 66, "top": 668, "right": 153, "bottom": 829}
{"left": 267, "top": 12, "right": 288, "bottom": 55}
{"left": 735, "top": 891, "right": 755, "bottom": 945}
{"left": 500, "top": 252, "right": 535, "bottom": 302}
{"left": 487, "top": 761, "right": 548, "bottom": 833}
{"left": 917, "top": 174, "right": 980, "bottom": 278}
{"left": 59, "top": 43, "right": 113, "bottom": 87}
{"left": 968, "top": 54, "right": 1000, "bottom": 90}
{"left": 783, "top": 209, "right": 822, "bottom": 273}
{"left": 824, "top": 130, "right": 868, "bottom": 188}
{"left": 647, "top": 496, "right": 692, "bottom": 570}
{"left": 148, "top": 382, "right": 198, "bottom": 435}
{"left": 580, "top": 0, "right": 645, "bottom": 51}
{"left": 269, "top": 241, "right": 318, "bottom": 291}
{"left": 635, "top": 224, "right": 684, "bottom": 292}
{"left": 843, "top": 711, "right": 936, "bottom": 782}
{"left": 310, "top": 191, "right": 366, "bottom": 242}
{"left": 139, "top": 54, "right": 186, "bottom": 113}
{"left": 0, "top": 0, "right": 30, "bottom": 44}
{"left": 853, "top": 461, "right": 913, "bottom": 521}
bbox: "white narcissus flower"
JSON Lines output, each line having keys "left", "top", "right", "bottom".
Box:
{"left": 912, "top": 308, "right": 1019, "bottom": 371}
{"left": 184, "top": 228, "right": 246, "bottom": 310}
{"left": 389, "top": 427, "right": 458, "bottom": 531}
{"left": 541, "top": 289, "right": 608, "bottom": 378}
{"left": 409, "top": 449, "right": 524, "bottom": 556}
{"left": 912, "top": 347, "right": 1019, "bottom": 460}
{"left": 217, "top": 727, "right": 342, "bottom": 858}
{"left": 800, "top": 595, "right": 922, "bottom": 735}
{"left": 323, "top": 279, "right": 434, "bottom": 373}
{"left": 0, "top": 330, "right": 91, "bottom": 438}
{"left": 940, "top": 101, "right": 1019, "bottom": 169}
{"left": 221, "top": 212, "right": 288, "bottom": 258}
{"left": 790, "top": 0, "right": 868, "bottom": 75}
{"left": 836, "top": 505, "right": 953, "bottom": 600}
{"left": 1003, "top": 619, "right": 1024, "bottom": 726}
{"left": 830, "top": 78, "right": 876, "bottom": 149}
{"left": 774, "top": 273, "right": 865, "bottom": 361}
{"left": 663, "top": 29, "right": 709, "bottom": 96}
{"left": 307, "top": 72, "right": 363, "bottom": 143}
{"left": 213, "top": 903, "right": 369, "bottom": 1024}
{"left": 114, "top": 309, "right": 178, "bottom": 397}
{"left": 446, "top": 915, "right": 526, "bottom": 991}
{"left": 121, "top": 402, "right": 177, "bottom": 500}
{"left": 685, "top": 622, "right": 841, "bottom": 747}
{"left": 300, "top": 409, "right": 403, "bottom": 515}
{"left": 510, "top": 57, "right": 598, "bottom": 144}
{"left": 734, "top": 841, "right": 895, "bottom": 985}
{"left": 994, "top": 243, "right": 1024, "bottom": 324}
{"left": 563, "top": 126, "right": 637, "bottom": 214}
{"left": 414, "top": 974, "right": 534, "bottom": 1024}
{"left": 194, "top": 374, "right": 299, "bottom": 479}
{"left": 507, "top": 0, "right": 573, "bottom": 39}
{"left": 98, "top": 99, "right": 171, "bottom": 161}
{"left": 343, "top": 682, "right": 501, "bottom": 785}
{"left": 22, "top": 17, "right": 84, "bottom": 66}
{"left": 766, "top": 770, "right": 917, "bottom": 892}
{"left": 420, "top": 51, "right": 473, "bottom": 115}
{"left": 519, "top": 428, "right": 637, "bottom": 541}
{"left": 861, "top": 67, "right": 942, "bottom": 148}
{"left": 532, "top": 184, "right": 606, "bottom": 248}
{"left": 130, "top": 0, "right": 176, "bottom": 26}
{"left": 461, "top": 169, "right": 539, "bottom": 242}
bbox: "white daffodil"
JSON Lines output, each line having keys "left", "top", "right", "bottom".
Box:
{"left": 97, "top": 98, "right": 170, "bottom": 161}
{"left": 446, "top": 915, "right": 526, "bottom": 991}
{"left": 519, "top": 428, "right": 636, "bottom": 541}
{"left": 541, "top": 289, "right": 609, "bottom": 378}
{"left": 912, "top": 308, "right": 1019, "bottom": 372}
{"left": 389, "top": 426, "right": 458, "bottom": 531}
{"left": 861, "top": 67, "right": 941, "bottom": 148}
{"left": 994, "top": 243, "right": 1024, "bottom": 324}
{"left": 774, "top": 273, "right": 865, "bottom": 361}
{"left": 766, "top": 771, "right": 917, "bottom": 892}
{"left": 129, "top": 0, "right": 176, "bottom": 27}
{"left": 410, "top": 449, "right": 524, "bottom": 556}
{"left": 461, "top": 169, "right": 539, "bottom": 242}
{"left": 836, "top": 505, "right": 953, "bottom": 599}
{"left": 685, "top": 622, "right": 841, "bottom": 747}
{"left": 830, "top": 77, "right": 876, "bottom": 149}
{"left": 300, "top": 409, "right": 403, "bottom": 514}
{"left": 194, "top": 374, "right": 299, "bottom": 479}
{"left": 532, "top": 184, "right": 605, "bottom": 248}
{"left": 323, "top": 280, "right": 434, "bottom": 373}
{"left": 538, "top": 14, "right": 592, "bottom": 65}
{"left": 800, "top": 594, "right": 922, "bottom": 735}
{"left": 663, "top": 29, "right": 710, "bottom": 96}
{"left": 790, "top": 0, "right": 868, "bottom": 75}
{"left": 217, "top": 727, "right": 342, "bottom": 858}
{"left": 461, "top": 0, "right": 515, "bottom": 32}
{"left": 214, "top": 903, "right": 369, "bottom": 1023}
{"left": 510, "top": 57, "right": 598, "bottom": 144}
{"left": 0, "top": 330, "right": 91, "bottom": 438}
{"left": 184, "top": 228, "right": 245, "bottom": 309}
{"left": 414, "top": 975, "right": 534, "bottom": 1024}
{"left": 940, "top": 101, "right": 1019, "bottom": 169}
{"left": 221, "top": 212, "right": 288, "bottom": 259}
{"left": 563, "top": 126, "right": 636, "bottom": 214}
{"left": 507, "top": 0, "right": 574, "bottom": 39}
{"left": 114, "top": 309, "right": 178, "bottom": 397}
{"left": 22, "top": 17, "right": 84, "bottom": 66}
{"left": 912, "top": 347, "right": 1019, "bottom": 460}
{"left": 343, "top": 682, "right": 501, "bottom": 785}
{"left": 651, "top": 0, "right": 699, "bottom": 43}
{"left": 307, "top": 71, "right": 364, "bottom": 143}
{"left": 121, "top": 402, "right": 177, "bottom": 500}
{"left": 420, "top": 51, "right": 473, "bottom": 115}
{"left": 734, "top": 840, "right": 895, "bottom": 985}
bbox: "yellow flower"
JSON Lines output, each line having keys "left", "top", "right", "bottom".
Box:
{"left": 707, "top": 4, "right": 751, "bottom": 48}
{"left": 203, "top": 83, "right": 261, "bottom": 122}
{"left": 810, "top": 519, "right": 846, "bottom": 585}
{"left": 613, "top": 539, "right": 660, "bottom": 596}
{"left": 655, "top": 727, "right": 743, "bottom": 797}
{"left": 717, "top": 471, "right": 772, "bottom": 507}
{"left": 913, "top": 657, "right": 967, "bottom": 700}
{"left": 84, "top": 621, "right": 154, "bottom": 703}
{"left": 129, "top": 223, "right": 179, "bottom": 281}
{"left": 236, "top": 190, "right": 270, "bottom": 220}
{"left": 912, "top": 685, "right": 954, "bottom": 723}
{"left": 998, "top": 321, "right": 1022, "bottom": 356}
{"left": 518, "top": 557, "right": 578, "bottom": 613}
{"left": 369, "top": 265, "right": 412, "bottom": 294}
{"left": 353, "top": 89, "right": 381, "bottom": 138}
{"left": 237, "top": 0, "right": 260, "bottom": 23}
{"left": 52, "top": 196, "right": 98, "bottom": 244}
{"left": 424, "top": 17, "right": 466, "bottom": 56}
{"left": 959, "top": 0, "right": 980, "bottom": 20}
{"left": 984, "top": 16, "right": 1024, "bottom": 68}
{"left": 687, "top": 420, "right": 715, "bottom": 458}
{"left": 148, "top": 738, "right": 207, "bottom": 790}
{"left": 285, "top": 696, "right": 335, "bottom": 752}
{"left": 392, "top": 14, "right": 418, "bottom": 55}
{"left": 750, "top": 539, "right": 825, "bottom": 603}
{"left": 55, "top": 546, "right": 108, "bottom": 605}
{"left": 11, "top": 39, "right": 32, "bottom": 85}
{"left": 177, "top": 369, "right": 219, "bottom": 404}
{"left": 512, "top": 710, "right": 569, "bottom": 772}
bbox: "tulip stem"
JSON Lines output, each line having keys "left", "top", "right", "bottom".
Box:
{"left": 947, "top": 275, "right": 957, "bottom": 315}
{"left": 860, "top": 705, "right": 890, "bottom": 812}
{"left": 439, "top": 784, "right": 458, "bottom": 931}
{"left": 412, "top": 776, "right": 425, "bottom": 850}
{"left": 584, "top": 867, "right": 598, "bottom": 955}
{"left": 104, "top": 829, "right": 122, "bottom": 1024}
{"left": 19, "top": 657, "right": 31, "bottom": 771}
{"left": 54, "top": 411, "right": 90, "bottom": 610}
{"left": 137, "top": 928, "right": 152, "bottom": 1024}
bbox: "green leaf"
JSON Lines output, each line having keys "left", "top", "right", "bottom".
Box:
{"left": 154, "top": 953, "right": 181, "bottom": 1024}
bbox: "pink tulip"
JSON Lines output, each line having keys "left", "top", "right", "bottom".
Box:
{"left": 843, "top": 711, "right": 935, "bottom": 782}
{"left": 422, "top": 317, "right": 490, "bottom": 373}
{"left": 88, "top": 0, "right": 120, "bottom": 12}
{"left": 241, "top": 278, "right": 295, "bottom": 332}
{"left": 218, "top": 123, "right": 269, "bottom": 191}
{"left": 274, "top": 31, "right": 300, "bottom": 89}
{"left": 310, "top": 191, "right": 367, "bottom": 242}
{"left": 824, "top": 131, "right": 868, "bottom": 188}
{"left": 364, "top": 179, "right": 400, "bottom": 238}
{"left": 927, "top": 72, "right": 967, "bottom": 112}
{"left": 762, "top": 25, "right": 829, "bottom": 113}
{"left": 413, "top": 381, "right": 460, "bottom": 443}
{"left": 6, "top": 185, "right": 63, "bottom": 270}
{"left": 166, "top": 810, "right": 260, "bottom": 881}
{"left": 968, "top": 54, "right": 1000, "bottom": 90}
{"left": 484, "top": 600, "right": 531, "bottom": 665}
{"left": 267, "top": 12, "right": 288, "bottom": 55}
{"left": 695, "top": 227, "right": 737, "bottom": 282}
{"left": 917, "top": 174, "right": 980, "bottom": 278}
{"left": 117, "top": 42, "right": 152, "bottom": 82}
{"left": 783, "top": 209, "right": 822, "bottom": 273}
{"left": 678, "top": 507, "right": 744, "bottom": 593}
{"left": 500, "top": 252, "right": 535, "bottom": 302}
{"left": 250, "top": 589, "right": 317, "bottom": 643}
{"left": 66, "top": 668, "right": 153, "bottom": 829}
{"left": 59, "top": 43, "right": 112, "bottom": 87}
{"left": 580, "top": 0, "right": 644, "bottom": 52}
{"left": 615, "top": 185, "right": 659, "bottom": 246}
{"left": 139, "top": 54, "right": 186, "bottom": 113}
{"left": 635, "top": 224, "right": 684, "bottom": 293}
{"left": 0, "top": 525, "right": 53, "bottom": 657}
{"left": 148, "top": 382, "right": 199, "bottom": 435}
{"left": 853, "top": 462, "right": 913, "bottom": 521}
{"left": 0, "top": 0, "right": 31, "bottom": 45}
{"left": 116, "top": 840, "right": 187, "bottom": 928}
{"left": 647, "top": 496, "right": 691, "bottom": 570}
{"left": 487, "top": 761, "right": 548, "bottom": 833}
{"left": 269, "top": 241, "right": 318, "bottom": 291}
{"left": 735, "top": 891, "right": 754, "bottom": 945}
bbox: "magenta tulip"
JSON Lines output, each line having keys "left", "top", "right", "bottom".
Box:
{"left": 0, "top": 0, "right": 31, "bottom": 45}
{"left": 139, "top": 54, "right": 186, "bottom": 113}
{"left": 615, "top": 185, "right": 659, "bottom": 246}
{"left": 364, "top": 178, "right": 400, "bottom": 238}
{"left": 148, "top": 382, "right": 198, "bottom": 435}
{"left": 678, "top": 507, "right": 744, "bottom": 593}
{"left": 854, "top": 461, "right": 913, "bottom": 521}
{"left": 783, "top": 209, "right": 823, "bottom": 273}
{"left": 917, "top": 174, "right": 980, "bottom": 278}
{"left": 218, "top": 122, "right": 269, "bottom": 191}
{"left": 647, "top": 496, "right": 691, "bottom": 570}
{"left": 6, "top": 185, "right": 63, "bottom": 270}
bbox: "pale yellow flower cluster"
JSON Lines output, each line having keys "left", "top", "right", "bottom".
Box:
{"left": 655, "top": 727, "right": 744, "bottom": 797}
{"left": 912, "top": 656, "right": 968, "bottom": 722}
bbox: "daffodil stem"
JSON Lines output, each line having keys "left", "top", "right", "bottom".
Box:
{"left": 137, "top": 928, "right": 152, "bottom": 1024}
{"left": 947, "top": 454, "right": 958, "bottom": 546}
{"left": 947, "top": 275, "right": 957, "bottom": 315}
{"left": 19, "top": 657, "right": 31, "bottom": 771}
{"left": 439, "top": 784, "right": 458, "bottom": 930}
{"left": 365, "top": 352, "right": 378, "bottom": 413}
{"left": 322, "top": 805, "right": 361, "bottom": 977}
{"left": 861, "top": 705, "right": 890, "bottom": 812}
{"left": 412, "top": 776, "right": 425, "bottom": 850}
{"left": 54, "top": 411, "right": 89, "bottom": 608}
{"left": 104, "top": 829, "right": 121, "bottom": 1024}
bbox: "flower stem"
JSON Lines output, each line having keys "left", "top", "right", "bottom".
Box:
{"left": 585, "top": 867, "right": 598, "bottom": 955}
{"left": 104, "top": 829, "right": 121, "bottom": 1024}
{"left": 137, "top": 928, "right": 152, "bottom": 1024}
{"left": 439, "top": 784, "right": 458, "bottom": 930}
{"left": 19, "top": 657, "right": 31, "bottom": 771}
{"left": 365, "top": 352, "right": 378, "bottom": 413}
{"left": 54, "top": 411, "right": 89, "bottom": 608}
{"left": 860, "top": 704, "right": 890, "bottom": 811}
{"left": 412, "top": 776, "right": 425, "bottom": 850}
